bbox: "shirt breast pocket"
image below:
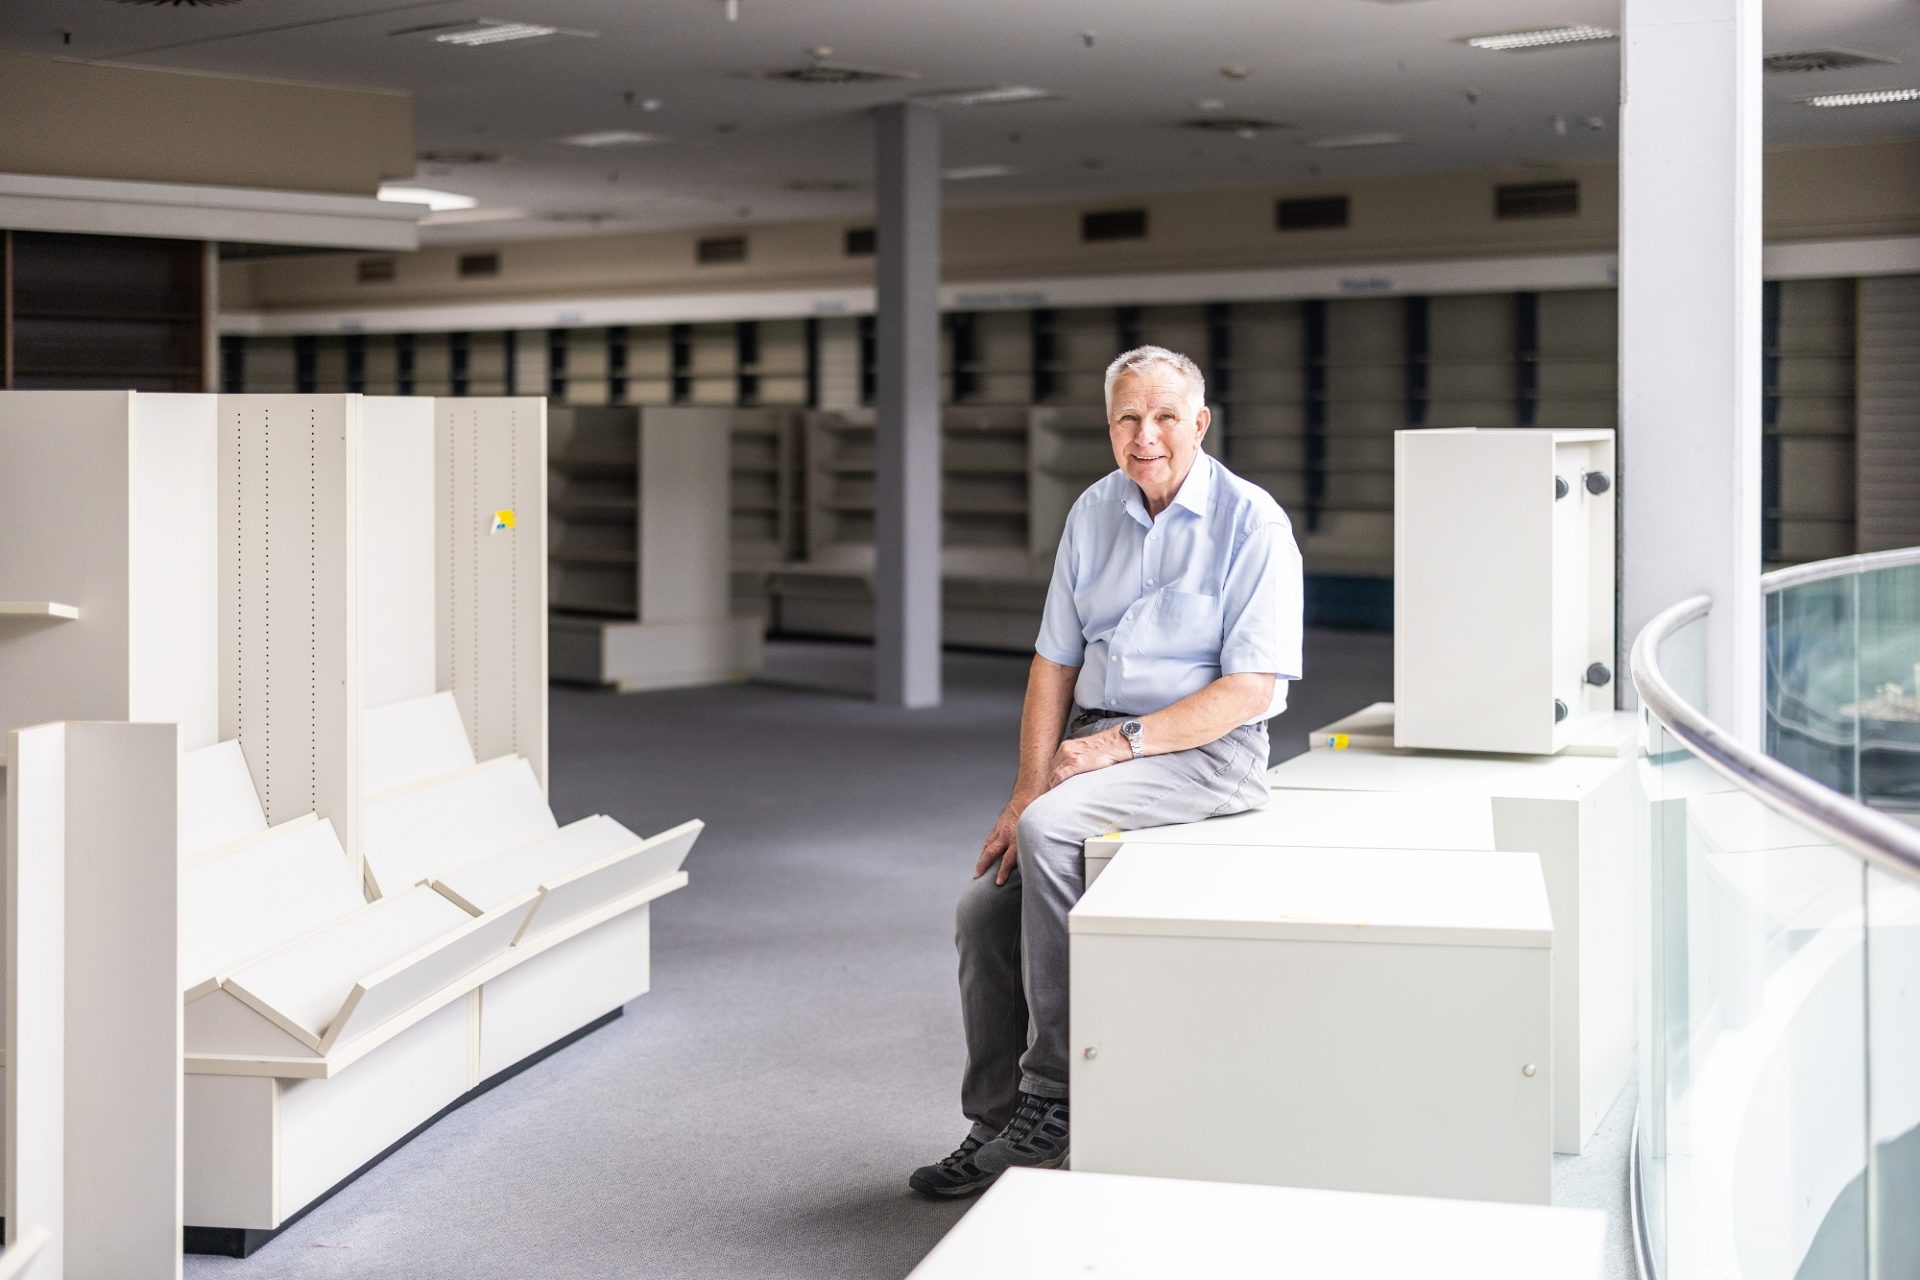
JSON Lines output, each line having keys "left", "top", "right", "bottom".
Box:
{"left": 1142, "top": 588, "right": 1223, "bottom": 660}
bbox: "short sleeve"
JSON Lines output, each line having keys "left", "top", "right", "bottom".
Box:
{"left": 1033, "top": 512, "right": 1086, "bottom": 667}
{"left": 1218, "top": 518, "right": 1304, "bottom": 680}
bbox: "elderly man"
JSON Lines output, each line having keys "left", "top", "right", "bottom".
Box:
{"left": 910, "top": 345, "right": 1304, "bottom": 1198}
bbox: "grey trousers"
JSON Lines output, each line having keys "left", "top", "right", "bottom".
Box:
{"left": 954, "top": 708, "right": 1272, "bottom": 1141}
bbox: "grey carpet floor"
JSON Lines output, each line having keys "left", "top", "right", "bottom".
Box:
{"left": 185, "top": 630, "right": 1633, "bottom": 1279}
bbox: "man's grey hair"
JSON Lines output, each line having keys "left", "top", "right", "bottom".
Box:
{"left": 1103, "top": 345, "right": 1206, "bottom": 415}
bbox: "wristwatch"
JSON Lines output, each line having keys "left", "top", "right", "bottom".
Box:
{"left": 1120, "top": 719, "right": 1145, "bottom": 759}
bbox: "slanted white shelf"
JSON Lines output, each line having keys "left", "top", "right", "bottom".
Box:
{"left": 1394, "top": 427, "right": 1617, "bottom": 755}
{"left": 547, "top": 404, "right": 766, "bottom": 690}
{"left": 1310, "top": 701, "right": 1640, "bottom": 759}
{"left": 0, "top": 603, "right": 77, "bottom": 620}
{"left": 1267, "top": 744, "right": 1637, "bottom": 1155}
{"left": 1071, "top": 843, "right": 1552, "bottom": 1204}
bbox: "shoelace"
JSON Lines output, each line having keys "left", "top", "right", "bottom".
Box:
{"left": 939, "top": 1136, "right": 984, "bottom": 1172}
{"left": 1002, "top": 1095, "right": 1068, "bottom": 1153}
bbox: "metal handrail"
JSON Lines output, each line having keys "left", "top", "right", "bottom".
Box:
{"left": 1762, "top": 545, "right": 1920, "bottom": 595}
{"left": 1631, "top": 590, "right": 1920, "bottom": 887}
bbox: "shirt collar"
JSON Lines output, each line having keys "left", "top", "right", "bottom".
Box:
{"left": 1124, "top": 453, "right": 1214, "bottom": 528}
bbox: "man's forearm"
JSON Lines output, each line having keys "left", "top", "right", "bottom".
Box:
{"left": 1134, "top": 672, "right": 1274, "bottom": 756}
{"left": 1013, "top": 655, "right": 1078, "bottom": 806}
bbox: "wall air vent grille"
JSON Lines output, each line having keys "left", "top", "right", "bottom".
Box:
{"left": 458, "top": 253, "right": 500, "bottom": 279}
{"left": 1495, "top": 180, "right": 1579, "bottom": 219}
{"left": 697, "top": 235, "right": 749, "bottom": 265}
{"left": 357, "top": 257, "right": 397, "bottom": 283}
{"left": 844, "top": 227, "right": 876, "bottom": 257}
{"left": 418, "top": 149, "right": 504, "bottom": 165}
{"left": 1082, "top": 209, "right": 1148, "bottom": 242}
{"left": 1278, "top": 196, "right": 1350, "bottom": 231}
{"left": 1763, "top": 49, "right": 1896, "bottom": 73}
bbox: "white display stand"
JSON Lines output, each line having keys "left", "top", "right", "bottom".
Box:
{"left": 1267, "top": 745, "right": 1636, "bottom": 1154}
{"left": 1394, "top": 428, "right": 1616, "bottom": 755}
{"left": 1070, "top": 844, "right": 1553, "bottom": 1205}
{"left": 1080, "top": 788, "right": 1495, "bottom": 887}
{"left": 9, "top": 722, "right": 182, "bottom": 1280}
{"left": 908, "top": 1169, "right": 1607, "bottom": 1280}
{"left": 547, "top": 406, "right": 765, "bottom": 691}
{"left": 0, "top": 392, "right": 703, "bottom": 1253}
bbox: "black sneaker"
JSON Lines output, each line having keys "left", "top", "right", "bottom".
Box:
{"left": 908, "top": 1134, "right": 997, "bottom": 1199}
{"left": 974, "top": 1092, "right": 1069, "bottom": 1174}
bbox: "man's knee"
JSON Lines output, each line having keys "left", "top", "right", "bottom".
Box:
{"left": 1015, "top": 793, "right": 1085, "bottom": 885}
{"left": 955, "top": 872, "right": 1016, "bottom": 947}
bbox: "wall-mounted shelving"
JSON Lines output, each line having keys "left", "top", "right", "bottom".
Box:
{"left": 5, "top": 231, "right": 210, "bottom": 392}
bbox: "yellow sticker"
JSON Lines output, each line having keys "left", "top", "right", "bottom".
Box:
{"left": 1326, "top": 733, "right": 1350, "bottom": 750}
{"left": 491, "top": 509, "right": 516, "bottom": 534}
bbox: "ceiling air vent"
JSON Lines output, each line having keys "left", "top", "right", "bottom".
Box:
{"left": 458, "top": 252, "right": 500, "bottom": 279}
{"left": 697, "top": 235, "right": 748, "bottom": 265}
{"left": 1082, "top": 209, "right": 1148, "bottom": 243}
{"left": 1277, "top": 196, "right": 1349, "bottom": 231}
{"left": 761, "top": 61, "right": 917, "bottom": 86}
{"left": 844, "top": 227, "right": 876, "bottom": 257}
{"left": 418, "top": 149, "right": 504, "bottom": 166}
{"left": 1763, "top": 49, "right": 1896, "bottom": 74}
{"left": 357, "top": 257, "right": 397, "bottom": 284}
{"left": 1496, "top": 180, "right": 1579, "bottom": 220}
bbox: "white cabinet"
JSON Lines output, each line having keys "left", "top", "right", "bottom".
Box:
{"left": 1070, "top": 843, "right": 1553, "bottom": 1205}
{"left": 1393, "top": 428, "right": 1615, "bottom": 755}
{"left": 1267, "top": 745, "right": 1638, "bottom": 1154}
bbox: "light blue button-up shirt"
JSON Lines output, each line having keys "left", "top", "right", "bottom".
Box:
{"left": 1034, "top": 453, "right": 1303, "bottom": 718}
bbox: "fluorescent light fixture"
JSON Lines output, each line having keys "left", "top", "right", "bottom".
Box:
{"left": 378, "top": 184, "right": 477, "bottom": 212}
{"left": 915, "top": 85, "right": 1056, "bottom": 107}
{"left": 1802, "top": 87, "right": 1920, "bottom": 108}
{"left": 558, "top": 130, "right": 661, "bottom": 147}
{"left": 421, "top": 206, "right": 529, "bottom": 226}
{"left": 1465, "top": 24, "right": 1616, "bottom": 52}
{"left": 1306, "top": 132, "right": 1406, "bottom": 149}
{"left": 426, "top": 20, "right": 595, "bottom": 46}
{"left": 941, "top": 165, "right": 1015, "bottom": 181}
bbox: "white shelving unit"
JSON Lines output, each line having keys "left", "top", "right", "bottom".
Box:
{"left": 547, "top": 404, "right": 768, "bottom": 689}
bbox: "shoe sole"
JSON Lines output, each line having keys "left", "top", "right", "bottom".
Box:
{"left": 908, "top": 1167, "right": 1002, "bottom": 1200}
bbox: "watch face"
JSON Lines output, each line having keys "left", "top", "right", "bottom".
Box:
{"left": 1123, "top": 720, "right": 1142, "bottom": 735}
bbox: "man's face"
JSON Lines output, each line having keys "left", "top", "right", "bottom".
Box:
{"left": 1108, "top": 365, "right": 1210, "bottom": 511}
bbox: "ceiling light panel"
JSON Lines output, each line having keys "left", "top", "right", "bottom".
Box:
{"left": 378, "top": 185, "right": 476, "bottom": 212}
{"left": 942, "top": 165, "right": 1014, "bottom": 181}
{"left": 913, "top": 85, "right": 1057, "bottom": 107}
{"left": 1802, "top": 88, "right": 1920, "bottom": 108}
{"left": 559, "top": 130, "right": 661, "bottom": 147}
{"left": 1307, "top": 132, "right": 1406, "bottom": 149}
{"left": 393, "top": 19, "right": 596, "bottom": 46}
{"left": 1464, "top": 25, "right": 1616, "bottom": 52}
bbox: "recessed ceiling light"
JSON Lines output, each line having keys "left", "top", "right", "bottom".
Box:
{"left": 913, "top": 85, "right": 1058, "bottom": 107}
{"left": 1464, "top": 25, "right": 1616, "bottom": 52}
{"left": 1195, "top": 98, "right": 1226, "bottom": 112}
{"left": 1802, "top": 87, "right": 1920, "bottom": 108}
{"left": 559, "top": 130, "right": 662, "bottom": 148}
{"left": 942, "top": 165, "right": 1015, "bottom": 181}
{"left": 1306, "top": 131, "right": 1406, "bottom": 149}
{"left": 378, "top": 185, "right": 476, "bottom": 212}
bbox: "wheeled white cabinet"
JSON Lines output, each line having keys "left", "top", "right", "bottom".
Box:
{"left": 1394, "top": 428, "right": 1616, "bottom": 756}
{"left": 909, "top": 1169, "right": 1607, "bottom": 1280}
{"left": 1070, "top": 844, "right": 1553, "bottom": 1205}
{"left": 1267, "top": 745, "right": 1636, "bottom": 1154}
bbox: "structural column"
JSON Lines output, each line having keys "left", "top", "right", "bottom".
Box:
{"left": 872, "top": 102, "right": 943, "bottom": 707}
{"left": 1619, "top": 0, "right": 1762, "bottom": 744}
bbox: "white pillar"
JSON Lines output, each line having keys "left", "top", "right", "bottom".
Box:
{"left": 1619, "top": 0, "right": 1762, "bottom": 744}
{"left": 872, "top": 102, "right": 943, "bottom": 708}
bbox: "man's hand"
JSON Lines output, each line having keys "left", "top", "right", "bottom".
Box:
{"left": 975, "top": 800, "right": 1026, "bottom": 885}
{"left": 1046, "top": 728, "right": 1130, "bottom": 790}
